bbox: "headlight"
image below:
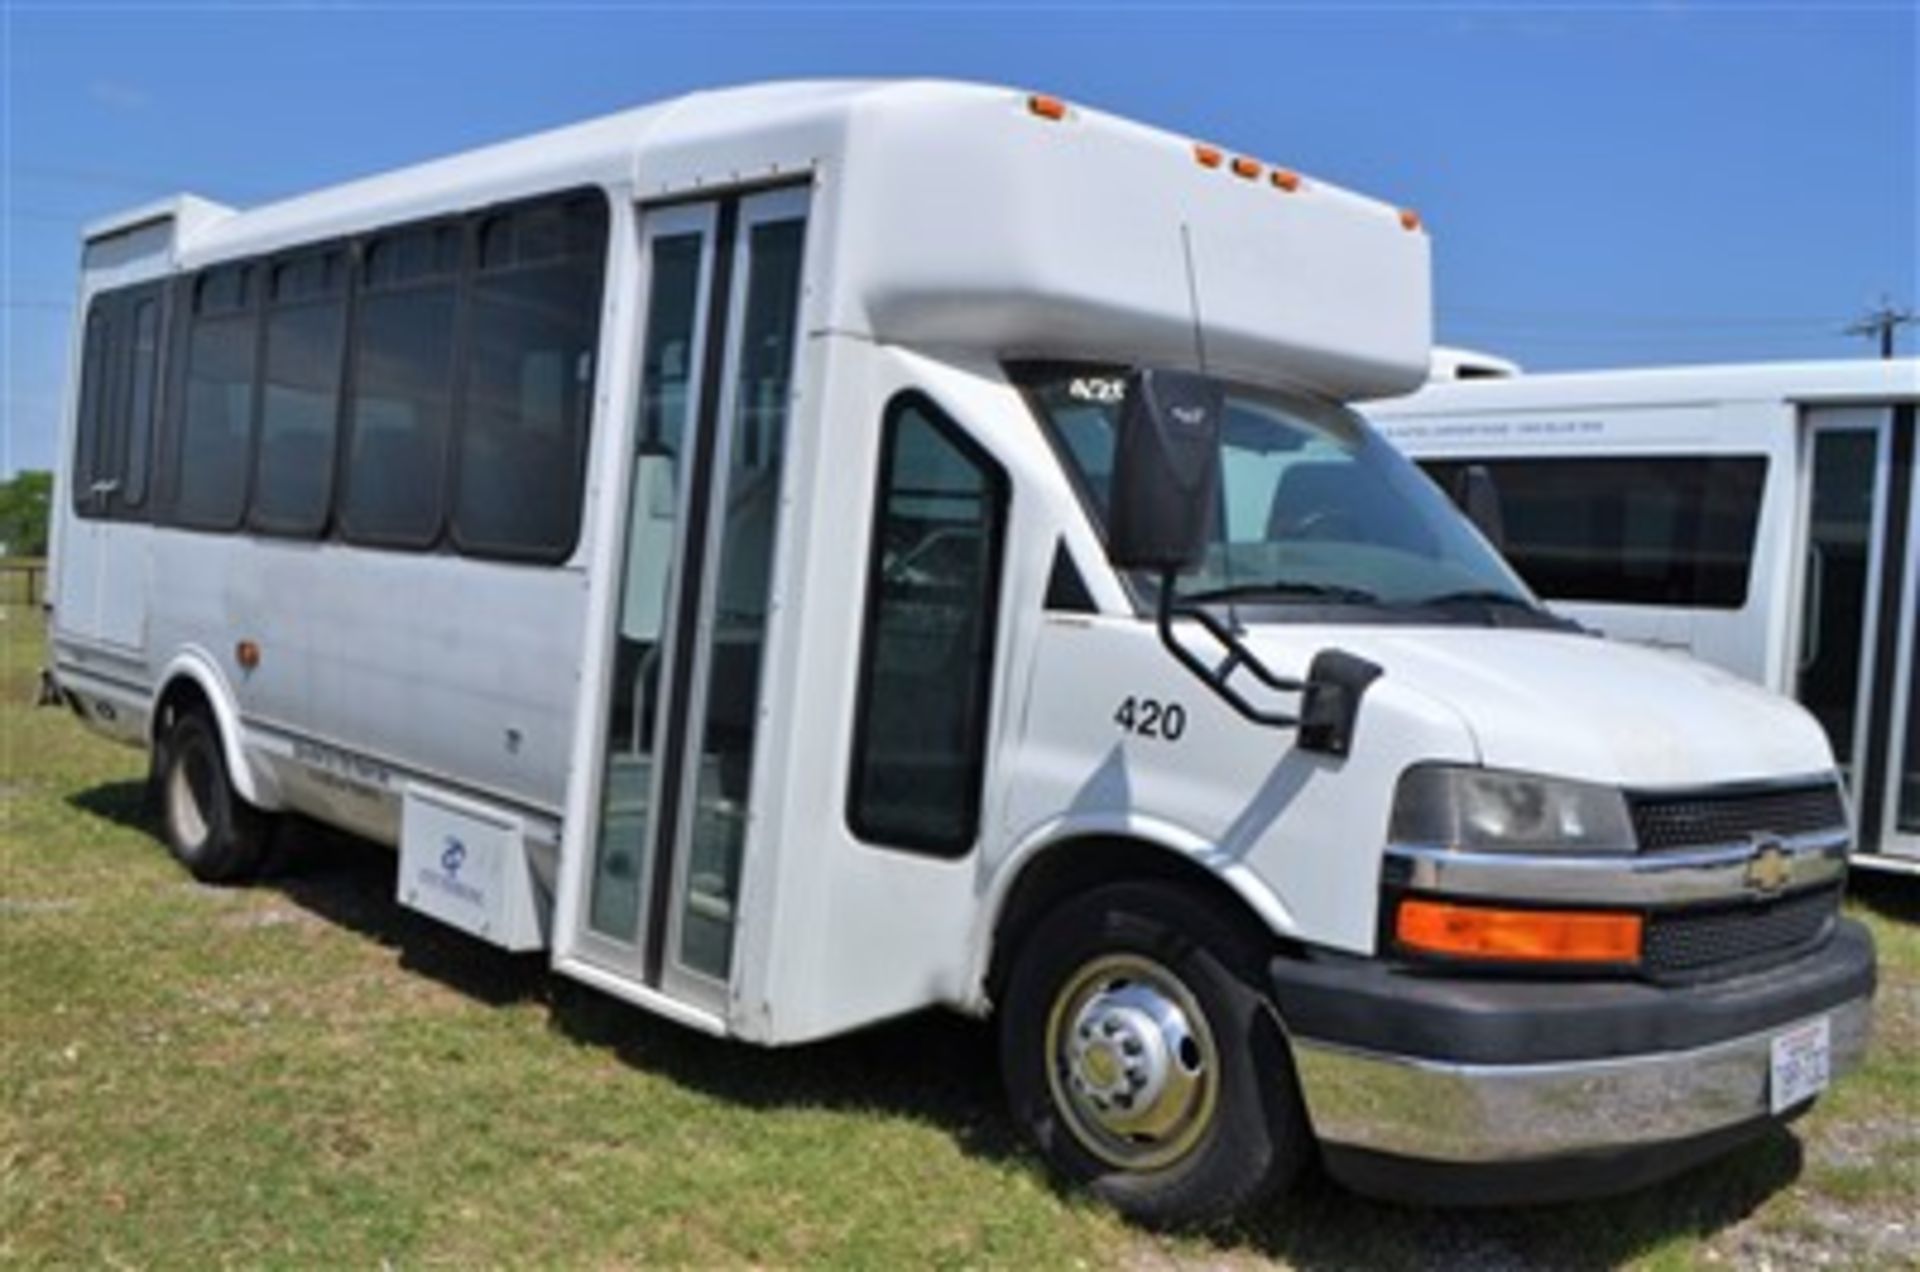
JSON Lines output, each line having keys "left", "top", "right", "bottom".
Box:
{"left": 1390, "top": 766, "right": 1635, "bottom": 854}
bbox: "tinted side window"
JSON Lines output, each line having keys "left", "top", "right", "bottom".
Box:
{"left": 453, "top": 195, "right": 608, "bottom": 559}
{"left": 70, "top": 306, "right": 113, "bottom": 515}
{"left": 1422, "top": 456, "right": 1768, "bottom": 608}
{"left": 339, "top": 227, "right": 460, "bottom": 547}
{"left": 253, "top": 251, "right": 347, "bottom": 534}
{"left": 176, "top": 265, "right": 258, "bottom": 529}
{"left": 848, "top": 397, "right": 1009, "bottom": 856}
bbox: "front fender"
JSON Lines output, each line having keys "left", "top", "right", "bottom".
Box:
{"left": 962, "top": 810, "right": 1299, "bottom": 1014}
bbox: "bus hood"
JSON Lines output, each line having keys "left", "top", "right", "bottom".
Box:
{"left": 1249, "top": 626, "right": 1835, "bottom": 789}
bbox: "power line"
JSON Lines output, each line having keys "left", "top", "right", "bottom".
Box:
{"left": 1440, "top": 304, "right": 1836, "bottom": 328}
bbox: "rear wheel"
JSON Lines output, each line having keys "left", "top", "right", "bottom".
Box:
{"left": 999, "top": 881, "right": 1312, "bottom": 1229}
{"left": 157, "top": 709, "right": 270, "bottom": 884}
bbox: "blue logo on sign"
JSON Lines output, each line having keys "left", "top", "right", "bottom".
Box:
{"left": 441, "top": 837, "right": 467, "bottom": 877}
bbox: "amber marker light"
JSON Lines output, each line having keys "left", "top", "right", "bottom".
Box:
{"left": 1396, "top": 898, "right": 1642, "bottom": 965}
{"left": 236, "top": 640, "right": 261, "bottom": 671}
{"left": 1028, "top": 93, "right": 1068, "bottom": 121}
{"left": 1271, "top": 168, "right": 1303, "bottom": 192}
{"left": 1399, "top": 207, "right": 1423, "bottom": 231}
{"left": 1193, "top": 143, "right": 1224, "bottom": 169}
{"left": 1230, "top": 156, "right": 1261, "bottom": 180}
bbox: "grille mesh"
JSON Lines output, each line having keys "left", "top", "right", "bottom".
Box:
{"left": 1643, "top": 884, "right": 1841, "bottom": 975}
{"left": 1630, "top": 783, "right": 1846, "bottom": 852}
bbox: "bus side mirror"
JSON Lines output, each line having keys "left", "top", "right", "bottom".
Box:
{"left": 1106, "top": 368, "right": 1226, "bottom": 572}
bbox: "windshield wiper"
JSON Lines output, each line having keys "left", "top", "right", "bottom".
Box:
{"left": 1411, "top": 589, "right": 1539, "bottom": 611}
{"left": 1181, "top": 580, "right": 1383, "bottom": 606}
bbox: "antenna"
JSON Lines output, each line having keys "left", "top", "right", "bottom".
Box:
{"left": 1179, "top": 222, "right": 1209, "bottom": 373}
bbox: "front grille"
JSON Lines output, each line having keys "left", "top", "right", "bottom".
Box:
{"left": 1630, "top": 782, "right": 1846, "bottom": 852}
{"left": 1643, "top": 883, "right": 1841, "bottom": 976}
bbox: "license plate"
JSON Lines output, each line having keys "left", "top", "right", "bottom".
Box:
{"left": 1770, "top": 1015, "right": 1831, "bottom": 1114}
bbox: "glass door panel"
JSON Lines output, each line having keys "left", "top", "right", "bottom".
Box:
{"left": 1887, "top": 437, "right": 1919, "bottom": 857}
{"left": 1796, "top": 427, "right": 1885, "bottom": 784}
{"left": 668, "top": 190, "right": 809, "bottom": 992}
{"left": 586, "top": 209, "right": 713, "bottom": 958}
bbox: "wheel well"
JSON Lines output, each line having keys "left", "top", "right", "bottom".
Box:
{"left": 152, "top": 676, "right": 214, "bottom": 745}
{"left": 986, "top": 836, "right": 1291, "bottom": 1004}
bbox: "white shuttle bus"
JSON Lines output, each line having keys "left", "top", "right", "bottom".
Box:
{"left": 1375, "top": 360, "right": 1919, "bottom": 874}
{"left": 48, "top": 82, "right": 1875, "bottom": 1223}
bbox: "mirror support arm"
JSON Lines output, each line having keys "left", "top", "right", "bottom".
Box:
{"left": 1153, "top": 568, "right": 1384, "bottom": 756}
{"left": 1154, "top": 567, "right": 1306, "bottom": 729}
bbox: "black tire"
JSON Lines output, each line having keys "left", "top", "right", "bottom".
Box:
{"left": 999, "top": 881, "right": 1312, "bottom": 1229}
{"left": 156, "top": 709, "right": 271, "bottom": 884}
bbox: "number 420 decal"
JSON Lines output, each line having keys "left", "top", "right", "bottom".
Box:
{"left": 1114, "top": 696, "right": 1187, "bottom": 741}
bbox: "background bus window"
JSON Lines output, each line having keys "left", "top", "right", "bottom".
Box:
{"left": 848, "top": 397, "right": 1008, "bottom": 856}
{"left": 253, "top": 252, "right": 346, "bottom": 534}
{"left": 1420, "top": 456, "right": 1768, "bottom": 608}
{"left": 453, "top": 195, "right": 608, "bottom": 560}
{"left": 339, "top": 229, "right": 459, "bottom": 547}
{"left": 175, "top": 265, "right": 259, "bottom": 529}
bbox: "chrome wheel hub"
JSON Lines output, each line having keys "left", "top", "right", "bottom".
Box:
{"left": 1045, "top": 954, "right": 1219, "bottom": 1171}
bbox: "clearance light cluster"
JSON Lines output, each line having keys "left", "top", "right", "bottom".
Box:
{"left": 1396, "top": 898, "right": 1643, "bottom": 966}
{"left": 1187, "top": 136, "right": 1422, "bottom": 232}
{"left": 1025, "top": 94, "right": 1422, "bottom": 233}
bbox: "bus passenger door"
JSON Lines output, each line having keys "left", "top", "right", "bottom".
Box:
{"left": 1798, "top": 406, "right": 1917, "bottom": 863}
{"left": 58, "top": 287, "right": 161, "bottom": 655}
{"left": 560, "top": 188, "right": 810, "bottom": 1016}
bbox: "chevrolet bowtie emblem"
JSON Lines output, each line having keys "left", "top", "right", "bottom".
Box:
{"left": 1745, "top": 838, "right": 1792, "bottom": 895}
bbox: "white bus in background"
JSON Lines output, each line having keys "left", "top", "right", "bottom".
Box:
{"left": 48, "top": 82, "right": 1875, "bottom": 1224}
{"left": 1373, "top": 360, "right": 1920, "bottom": 872}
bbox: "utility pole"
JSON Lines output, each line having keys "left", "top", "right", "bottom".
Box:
{"left": 1844, "top": 296, "right": 1916, "bottom": 359}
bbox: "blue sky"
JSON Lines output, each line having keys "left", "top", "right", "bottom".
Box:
{"left": 3, "top": 2, "right": 1915, "bottom": 475}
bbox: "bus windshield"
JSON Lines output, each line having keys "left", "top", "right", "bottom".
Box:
{"left": 1018, "top": 364, "right": 1548, "bottom": 621}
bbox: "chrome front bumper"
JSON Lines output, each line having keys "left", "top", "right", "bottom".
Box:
{"left": 1292, "top": 993, "right": 1872, "bottom": 1163}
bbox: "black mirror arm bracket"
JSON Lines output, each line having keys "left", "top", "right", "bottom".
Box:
{"left": 1153, "top": 568, "right": 1383, "bottom": 756}
{"left": 1154, "top": 568, "right": 1304, "bottom": 729}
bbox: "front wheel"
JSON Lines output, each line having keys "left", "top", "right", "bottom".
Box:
{"left": 999, "top": 881, "right": 1312, "bottom": 1229}
{"left": 157, "top": 709, "right": 271, "bottom": 884}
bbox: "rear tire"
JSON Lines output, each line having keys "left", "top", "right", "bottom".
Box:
{"left": 999, "top": 881, "right": 1312, "bottom": 1229}
{"left": 157, "top": 709, "right": 270, "bottom": 884}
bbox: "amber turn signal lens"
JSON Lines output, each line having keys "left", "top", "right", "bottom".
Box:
{"left": 1028, "top": 93, "right": 1067, "bottom": 121}
{"left": 1271, "top": 168, "right": 1302, "bottom": 192}
{"left": 1193, "top": 143, "right": 1223, "bottom": 168}
{"left": 1230, "top": 156, "right": 1261, "bottom": 180}
{"left": 1399, "top": 207, "right": 1423, "bottom": 231}
{"left": 235, "top": 640, "right": 261, "bottom": 671}
{"left": 1396, "top": 899, "right": 1642, "bottom": 964}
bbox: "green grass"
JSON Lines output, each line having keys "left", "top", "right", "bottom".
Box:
{"left": 3, "top": 604, "right": 1915, "bottom": 1268}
